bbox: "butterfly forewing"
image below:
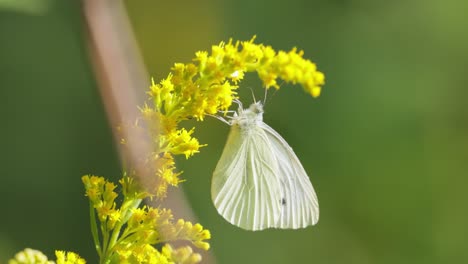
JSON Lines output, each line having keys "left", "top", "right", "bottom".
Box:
{"left": 212, "top": 124, "right": 283, "bottom": 231}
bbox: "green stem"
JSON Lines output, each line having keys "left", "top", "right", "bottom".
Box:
{"left": 100, "top": 225, "right": 109, "bottom": 264}
{"left": 89, "top": 202, "right": 102, "bottom": 258}
{"left": 104, "top": 198, "right": 142, "bottom": 261}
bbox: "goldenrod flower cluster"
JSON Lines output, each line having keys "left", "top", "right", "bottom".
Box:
{"left": 81, "top": 175, "right": 210, "bottom": 263}
{"left": 142, "top": 36, "right": 325, "bottom": 199}
{"left": 9, "top": 248, "right": 85, "bottom": 264}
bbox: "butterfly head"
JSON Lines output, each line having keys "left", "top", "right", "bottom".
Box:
{"left": 232, "top": 101, "right": 264, "bottom": 128}
{"left": 248, "top": 101, "right": 264, "bottom": 114}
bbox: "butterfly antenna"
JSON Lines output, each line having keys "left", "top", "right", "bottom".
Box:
{"left": 248, "top": 86, "right": 257, "bottom": 103}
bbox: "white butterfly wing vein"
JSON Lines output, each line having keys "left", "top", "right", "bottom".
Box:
{"left": 212, "top": 104, "right": 319, "bottom": 230}
{"left": 212, "top": 126, "right": 282, "bottom": 230}
{"left": 259, "top": 122, "right": 319, "bottom": 228}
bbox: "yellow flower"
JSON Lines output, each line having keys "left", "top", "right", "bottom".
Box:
{"left": 82, "top": 175, "right": 105, "bottom": 204}
{"left": 166, "top": 128, "right": 205, "bottom": 159}
{"left": 111, "top": 206, "right": 210, "bottom": 263}
{"left": 127, "top": 207, "right": 147, "bottom": 228}
{"left": 81, "top": 176, "right": 211, "bottom": 263}
{"left": 55, "top": 251, "right": 86, "bottom": 264}
{"left": 162, "top": 245, "right": 202, "bottom": 264}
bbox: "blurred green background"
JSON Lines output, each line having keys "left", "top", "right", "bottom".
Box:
{"left": 1, "top": 0, "right": 468, "bottom": 263}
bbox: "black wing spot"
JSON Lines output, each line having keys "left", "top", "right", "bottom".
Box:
{"left": 281, "top": 198, "right": 287, "bottom": 206}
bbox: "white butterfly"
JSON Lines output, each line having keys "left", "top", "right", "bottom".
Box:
{"left": 211, "top": 100, "right": 319, "bottom": 231}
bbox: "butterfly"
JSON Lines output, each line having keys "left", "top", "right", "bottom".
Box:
{"left": 211, "top": 100, "right": 319, "bottom": 231}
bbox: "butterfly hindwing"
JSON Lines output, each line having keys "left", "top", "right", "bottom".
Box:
{"left": 259, "top": 122, "right": 320, "bottom": 228}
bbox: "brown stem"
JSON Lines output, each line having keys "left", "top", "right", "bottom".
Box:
{"left": 82, "top": 1, "right": 216, "bottom": 263}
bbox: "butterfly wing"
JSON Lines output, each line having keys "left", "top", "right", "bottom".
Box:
{"left": 259, "top": 122, "right": 320, "bottom": 228}
{"left": 212, "top": 124, "right": 283, "bottom": 231}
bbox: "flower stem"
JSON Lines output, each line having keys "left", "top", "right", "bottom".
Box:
{"left": 104, "top": 198, "right": 142, "bottom": 260}
{"left": 89, "top": 201, "right": 102, "bottom": 258}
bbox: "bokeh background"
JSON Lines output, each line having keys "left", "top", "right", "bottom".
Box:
{"left": 1, "top": 0, "right": 468, "bottom": 263}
